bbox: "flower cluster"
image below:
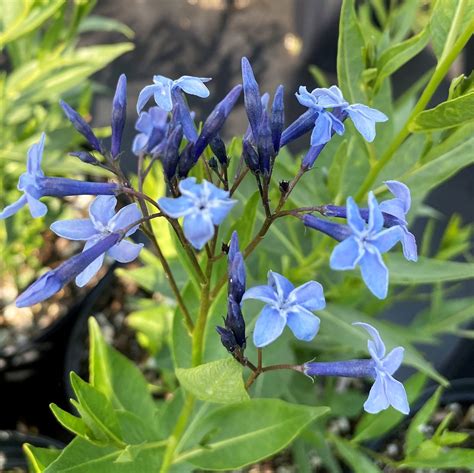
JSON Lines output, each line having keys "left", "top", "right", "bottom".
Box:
{"left": 1, "top": 56, "right": 418, "bottom": 417}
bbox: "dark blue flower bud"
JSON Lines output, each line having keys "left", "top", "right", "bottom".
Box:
{"left": 279, "top": 108, "right": 319, "bottom": 148}
{"left": 172, "top": 89, "right": 198, "bottom": 142}
{"left": 242, "top": 139, "right": 260, "bottom": 174}
{"left": 271, "top": 85, "right": 284, "bottom": 153}
{"left": 111, "top": 74, "right": 127, "bottom": 159}
{"left": 256, "top": 110, "right": 274, "bottom": 175}
{"left": 162, "top": 124, "right": 183, "bottom": 180}
{"left": 241, "top": 57, "right": 262, "bottom": 141}
{"left": 228, "top": 232, "right": 246, "bottom": 303}
{"left": 69, "top": 151, "right": 98, "bottom": 165}
{"left": 193, "top": 84, "right": 242, "bottom": 161}
{"left": 216, "top": 326, "right": 239, "bottom": 354}
{"left": 304, "top": 359, "right": 375, "bottom": 378}
{"left": 177, "top": 142, "right": 195, "bottom": 178}
{"left": 302, "top": 214, "right": 352, "bottom": 242}
{"left": 209, "top": 134, "right": 227, "bottom": 166}
{"left": 60, "top": 100, "right": 102, "bottom": 153}
{"left": 226, "top": 295, "right": 246, "bottom": 350}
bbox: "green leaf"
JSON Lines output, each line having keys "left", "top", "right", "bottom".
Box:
{"left": 400, "top": 442, "right": 474, "bottom": 469}
{"left": 78, "top": 15, "right": 135, "bottom": 39}
{"left": 50, "top": 403, "right": 90, "bottom": 440}
{"left": 337, "top": 0, "right": 367, "bottom": 103}
{"left": 176, "top": 358, "right": 249, "bottom": 404}
{"left": 70, "top": 372, "right": 125, "bottom": 448}
{"left": 176, "top": 399, "right": 329, "bottom": 470}
{"left": 331, "top": 436, "right": 382, "bottom": 473}
{"left": 405, "top": 387, "right": 443, "bottom": 455}
{"left": 409, "top": 91, "right": 474, "bottom": 131}
{"left": 375, "top": 27, "right": 429, "bottom": 90}
{"left": 88, "top": 318, "right": 157, "bottom": 421}
{"left": 387, "top": 254, "right": 474, "bottom": 284}
{"left": 24, "top": 444, "right": 61, "bottom": 473}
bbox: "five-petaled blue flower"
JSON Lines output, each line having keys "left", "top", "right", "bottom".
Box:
{"left": 132, "top": 106, "right": 169, "bottom": 155}
{"left": 380, "top": 180, "right": 417, "bottom": 262}
{"left": 158, "top": 177, "right": 236, "bottom": 250}
{"left": 137, "top": 75, "right": 211, "bottom": 113}
{"left": 242, "top": 271, "right": 325, "bottom": 348}
{"left": 296, "top": 85, "right": 387, "bottom": 146}
{"left": 50, "top": 196, "right": 143, "bottom": 286}
{"left": 330, "top": 192, "right": 403, "bottom": 299}
{"left": 354, "top": 322, "right": 409, "bottom": 415}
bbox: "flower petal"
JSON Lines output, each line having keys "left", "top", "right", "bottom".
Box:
{"left": 108, "top": 203, "right": 141, "bottom": 234}
{"left": 379, "top": 199, "right": 407, "bottom": 222}
{"left": 330, "top": 236, "right": 362, "bottom": 270}
{"left": 75, "top": 239, "right": 105, "bottom": 287}
{"left": 384, "top": 180, "right": 411, "bottom": 212}
{"left": 108, "top": 240, "right": 143, "bottom": 263}
{"left": 401, "top": 228, "right": 418, "bottom": 262}
{"left": 385, "top": 375, "right": 410, "bottom": 414}
{"left": 158, "top": 196, "right": 194, "bottom": 218}
{"left": 268, "top": 271, "right": 294, "bottom": 300}
{"left": 0, "top": 195, "right": 27, "bottom": 219}
{"left": 367, "top": 192, "right": 384, "bottom": 233}
{"left": 208, "top": 199, "right": 236, "bottom": 225}
{"left": 89, "top": 196, "right": 117, "bottom": 228}
{"left": 295, "top": 86, "right": 319, "bottom": 109}
{"left": 183, "top": 212, "right": 215, "bottom": 249}
{"left": 382, "top": 347, "right": 404, "bottom": 375}
{"left": 359, "top": 247, "right": 389, "bottom": 299}
{"left": 136, "top": 84, "right": 158, "bottom": 114}
{"left": 310, "top": 111, "right": 333, "bottom": 146}
{"left": 286, "top": 307, "right": 320, "bottom": 341}
{"left": 252, "top": 305, "right": 286, "bottom": 348}
{"left": 26, "top": 193, "right": 48, "bottom": 218}
{"left": 154, "top": 83, "right": 173, "bottom": 112}
{"left": 50, "top": 219, "right": 97, "bottom": 240}
{"left": 312, "top": 85, "right": 347, "bottom": 108}
{"left": 132, "top": 133, "right": 149, "bottom": 155}
{"left": 330, "top": 113, "right": 345, "bottom": 135}
{"left": 27, "top": 133, "right": 45, "bottom": 175}
{"left": 370, "top": 226, "right": 403, "bottom": 254}
{"left": 174, "top": 76, "right": 211, "bottom": 98}
{"left": 287, "top": 281, "right": 325, "bottom": 311}
{"left": 363, "top": 374, "right": 390, "bottom": 414}
{"left": 346, "top": 196, "right": 365, "bottom": 233}
{"left": 352, "top": 322, "right": 386, "bottom": 359}
{"left": 242, "top": 285, "right": 278, "bottom": 305}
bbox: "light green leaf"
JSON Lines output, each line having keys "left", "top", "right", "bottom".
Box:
{"left": 387, "top": 254, "right": 474, "bottom": 284}
{"left": 24, "top": 444, "right": 61, "bottom": 473}
{"left": 78, "top": 15, "right": 135, "bottom": 39}
{"left": 176, "top": 358, "right": 249, "bottom": 404}
{"left": 400, "top": 442, "right": 474, "bottom": 469}
{"left": 50, "top": 403, "right": 89, "bottom": 440}
{"left": 332, "top": 436, "right": 382, "bottom": 473}
{"left": 176, "top": 399, "right": 329, "bottom": 470}
{"left": 337, "top": 0, "right": 367, "bottom": 103}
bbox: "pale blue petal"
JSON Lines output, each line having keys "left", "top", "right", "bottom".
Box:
{"left": 153, "top": 75, "right": 173, "bottom": 86}
{"left": 287, "top": 281, "right": 325, "bottom": 311}
{"left": 359, "top": 247, "right": 389, "bottom": 299}
{"left": 253, "top": 305, "right": 286, "bottom": 348}
{"left": 132, "top": 133, "right": 149, "bottom": 155}
{"left": 26, "top": 193, "right": 48, "bottom": 218}
{"left": 310, "top": 112, "right": 333, "bottom": 146}
{"left": 379, "top": 199, "right": 407, "bottom": 222}
{"left": 363, "top": 374, "right": 390, "bottom": 414}
{"left": 242, "top": 285, "right": 278, "bottom": 305}
{"left": 296, "top": 86, "right": 319, "bottom": 109}
{"left": 174, "top": 76, "right": 211, "bottom": 98}
{"left": 312, "top": 85, "right": 347, "bottom": 107}
{"left": 50, "top": 219, "right": 97, "bottom": 240}
{"left": 183, "top": 212, "right": 215, "bottom": 249}
{"left": 135, "top": 111, "right": 153, "bottom": 134}
{"left": 154, "top": 83, "right": 173, "bottom": 112}
{"left": 108, "top": 203, "right": 141, "bottom": 234}
{"left": 367, "top": 192, "right": 384, "bottom": 233}
{"left": 108, "top": 240, "right": 143, "bottom": 263}
{"left": 353, "top": 322, "right": 386, "bottom": 359}
{"left": 178, "top": 177, "right": 200, "bottom": 198}
{"left": 384, "top": 180, "right": 411, "bottom": 212}
{"left": 401, "top": 228, "right": 418, "bottom": 262}
{"left": 208, "top": 199, "right": 236, "bottom": 225}
{"left": 268, "top": 271, "right": 294, "bottom": 300}
{"left": 370, "top": 226, "right": 403, "bottom": 254}
{"left": 158, "top": 196, "right": 194, "bottom": 218}
{"left": 346, "top": 104, "right": 387, "bottom": 142}
{"left": 386, "top": 375, "right": 410, "bottom": 414}
{"left": 205, "top": 180, "right": 231, "bottom": 201}
{"left": 330, "top": 113, "right": 345, "bottom": 135}
{"left": 136, "top": 84, "right": 158, "bottom": 114}
{"left": 350, "top": 103, "right": 388, "bottom": 122}
{"left": 75, "top": 239, "right": 105, "bottom": 287}
{"left": 27, "top": 133, "right": 45, "bottom": 175}
{"left": 330, "top": 236, "right": 362, "bottom": 270}
{"left": 382, "top": 347, "right": 404, "bottom": 375}
{"left": 0, "top": 195, "right": 27, "bottom": 219}
{"left": 346, "top": 196, "right": 365, "bottom": 233}
{"left": 286, "top": 307, "right": 320, "bottom": 341}
{"left": 89, "top": 196, "right": 116, "bottom": 228}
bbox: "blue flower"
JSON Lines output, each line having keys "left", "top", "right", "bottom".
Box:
{"left": 379, "top": 180, "right": 417, "bottom": 262}
{"left": 228, "top": 231, "right": 246, "bottom": 303}
{"left": 242, "top": 271, "right": 325, "bottom": 347}
{"left": 111, "top": 74, "right": 127, "bottom": 159}
{"left": 329, "top": 193, "right": 403, "bottom": 299}
{"left": 132, "top": 107, "right": 169, "bottom": 155}
{"left": 295, "top": 85, "right": 387, "bottom": 146}
{"left": 0, "top": 134, "right": 119, "bottom": 220}
{"left": 50, "top": 196, "right": 143, "bottom": 286}
{"left": 16, "top": 233, "right": 120, "bottom": 308}
{"left": 158, "top": 177, "right": 236, "bottom": 249}
{"left": 353, "top": 322, "right": 409, "bottom": 415}
{"left": 137, "top": 75, "right": 211, "bottom": 113}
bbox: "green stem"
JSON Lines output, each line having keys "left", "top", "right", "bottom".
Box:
{"left": 355, "top": 17, "right": 474, "bottom": 201}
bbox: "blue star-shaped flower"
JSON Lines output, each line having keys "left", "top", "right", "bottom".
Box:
{"left": 380, "top": 180, "right": 418, "bottom": 262}
{"left": 353, "top": 322, "right": 409, "bottom": 415}
{"left": 132, "top": 106, "right": 169, "bottom": 155}
{"left": 242, "top": 271, "right": 326, "bottom": 347}
{"left": 50, "top": 196, "right": 143, "bottom": 286}
{"left": 158, "top": 177, "right": 236, "bottom": 250}
{"left": 330, "top": 192, "right": 403, "bottom": 299}
{"left": 137, "top": 75, "right": 211, "bottom": 113}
